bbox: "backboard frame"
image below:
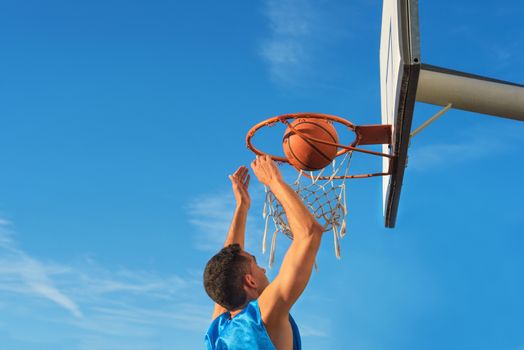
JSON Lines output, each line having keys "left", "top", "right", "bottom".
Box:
{"left": 380, "top": 0, "right": 421, "bottom": 228}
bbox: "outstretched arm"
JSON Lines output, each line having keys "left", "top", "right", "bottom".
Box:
{"left": 212, "top": 166, "right": 251, "bottom": 319}
{"left": 251, "top": 156, "right": 324, "bottom": 324}
{"left": 223, "top": 166, "right": 250, "bottom": 249}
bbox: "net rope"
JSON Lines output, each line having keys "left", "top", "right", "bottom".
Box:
{"left": 261, "top": 151, "right": 354, "bottom": 267}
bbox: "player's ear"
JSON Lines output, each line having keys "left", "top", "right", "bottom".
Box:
{"left": 244, "top": 273, "right": 256, "bottom": 289}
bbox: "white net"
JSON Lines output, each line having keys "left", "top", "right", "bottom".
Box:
{"left": 261, "top": 151, "right": 354, "bottom": 267}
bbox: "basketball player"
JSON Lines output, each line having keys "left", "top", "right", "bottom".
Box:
{"left": 204, "top": 155, "right": 325, "bottom": 349}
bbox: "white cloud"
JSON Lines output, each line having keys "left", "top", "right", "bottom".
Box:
{"left": 259, "top": 0, "right": 320, "bottom": 86}
{"left": 299, "top": 324, "right": 329, "bottom": 337}
{"left": 264, "top": 0, "right": 313, "bottom": 37}
{"left": 409, "top": 123, "right": 523, "bottom": 171}
{"left": 409, "top": 141, "right": 488, "bottom": 171}
{"left": 0, "top": 219, "right": 211, "bottom": 348}
{"left": 0, "top": 217, "right": 12, "bottom": 226}
{"left": 0, "top": 228, "right": 82, "bottom": 317}
{"left": 70, "top": 264, "right": 188, "bottom": 299}
{"left": 186, "top": 192, "right": 237, "bottom": 250}
{"left": 187, "top": 186, "right": 266, "bottom": 252}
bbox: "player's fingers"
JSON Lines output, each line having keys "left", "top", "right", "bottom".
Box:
{"left": 245, "top": 174, "right": 250, "bottom": 187}
{"left": 240, "top": 166, "right": 248, "bottom": 180}
{"left": 233, "top": 166, "right": 243, "bottom": 178}
{"left": 265, "top": 155, "right": 274, "bottom": 167}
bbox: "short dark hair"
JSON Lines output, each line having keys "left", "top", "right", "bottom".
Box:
{"left": 203, "top": 244, "right": 251, "bottom": 310}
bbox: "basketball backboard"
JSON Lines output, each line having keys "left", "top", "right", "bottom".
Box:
{"left": 380, "top": 0, "right": 420, "bottom": 228}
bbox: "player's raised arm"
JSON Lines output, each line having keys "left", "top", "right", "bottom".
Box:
{"left": 250, "top": 156, "right": 324, "bottom": 323}
{"left": 211, "top": 165, "right": 251, "bottom": 319}
{"left": 223, "top": 166, "right": 250, "bottom": 248}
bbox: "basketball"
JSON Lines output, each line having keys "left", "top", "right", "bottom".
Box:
{"left": 282, "top": 118, "right": 339, "bottom": 171}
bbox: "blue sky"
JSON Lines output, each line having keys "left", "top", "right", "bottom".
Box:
{"left": 0, "top": 0, "right": 523, "bottom": 349}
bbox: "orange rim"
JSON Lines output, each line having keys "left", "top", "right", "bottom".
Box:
{"left": 246, "top": 113, "right": 358, "bottom": 164}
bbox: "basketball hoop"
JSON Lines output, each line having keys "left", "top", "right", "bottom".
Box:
{"left": 247, "top": 113, "right": 393, "bottom": 179}
{"left": 246, "top": 113, "right": 394, "bottom": 266}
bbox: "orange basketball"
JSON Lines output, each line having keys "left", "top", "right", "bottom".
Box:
{"left": 282, "top": 118, "right": 339, "bottom": 171}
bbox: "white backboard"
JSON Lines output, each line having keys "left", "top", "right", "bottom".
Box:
{"left": 380, "top": 0, "right": 420, "bottom": 227}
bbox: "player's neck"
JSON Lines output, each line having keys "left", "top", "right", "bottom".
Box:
{"left": 229, "top": 308, "right": 243, "bottom": 318}
{"left": 228, "top": 295, "right": 257, "bottom": 318}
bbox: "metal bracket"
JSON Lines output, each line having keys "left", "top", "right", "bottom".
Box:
{"left": 355, "top": 124, "right": 392, "bottom": 145}
{"left": 410, "top": 103, "right": 453, "bottom": 140}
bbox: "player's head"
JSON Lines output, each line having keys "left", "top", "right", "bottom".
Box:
{"left": 204, "top": 243, "right": 269, "bottom": 311}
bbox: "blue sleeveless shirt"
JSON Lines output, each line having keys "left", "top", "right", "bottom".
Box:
{"left": 205, "top": 300, "right": 301, "bottom": 350}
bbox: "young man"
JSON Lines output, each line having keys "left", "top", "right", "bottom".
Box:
{"left": 204, "top": 155, "right": 325, "bottom": 350}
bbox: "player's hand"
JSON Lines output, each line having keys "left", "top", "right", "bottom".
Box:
{"left": 229, "top": 166, "right": 250, "bottom": 209}
{"left": 250, "top": 155, "right": 284, "bottom": 188}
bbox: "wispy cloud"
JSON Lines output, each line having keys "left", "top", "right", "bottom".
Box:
{"left": 409, "top": 141, "right": 488, "bottom": 171}
{"left": 259, "top": 0, "right": 322, "bottom": 86}
{"left": 0, "top": 217, "right": 12, "bottom": 226}
{"left": 0, "top": 218, "right": 211, "bottom": 348}
{"left": 187, "top": 186, "right": 266, "bottom": 253}
{"left": 0, "top": 221, "right": 82, "bottom": 317}
{"left": 187, "top": 193, "right": 237, "bottom": 250}
{"left": 409, "top": 123, "right": 524, "bottom": 171}
{"left": 299, "top": 324, "right": 329, "bottom": 337}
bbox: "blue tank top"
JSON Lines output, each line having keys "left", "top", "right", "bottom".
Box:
{"left": 205, "top": 299, "right": 301, "bottom": 350}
